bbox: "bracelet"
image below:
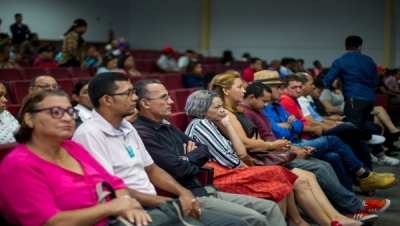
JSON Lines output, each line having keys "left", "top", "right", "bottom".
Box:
{"left": 121, "top": 195, "right": 131, "bottom": 199}
{"left": 268, "top": 142, "right": 273, "bottom": 151}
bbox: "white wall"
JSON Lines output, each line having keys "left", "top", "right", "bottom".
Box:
{"left": 0, "top": 0, "right": 129, "bottom": 42}
{"left": 210, "top": 0, "right": 385, "bottom": 68}
{"left": 128, "top": 0, "right": 202, "bottom": 52}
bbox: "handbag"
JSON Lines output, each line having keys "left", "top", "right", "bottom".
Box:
{"left": 246, "top": 127, "right": 297, "bottom": 166}
{"left": 96, "top": 182, "right": 202, "bottom": 226}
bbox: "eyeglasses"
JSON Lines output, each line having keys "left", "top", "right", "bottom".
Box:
{"left": 146, "top": 95, "right": 171, "bottom": 102}
{"left": 33, "top": 84, "right": 61, "bottom": 90}
{"left": 33, "top": 106, "right": 79, "bottom": 119}
{"left": 108, "top": 89, "right": 136, "bottom": 97}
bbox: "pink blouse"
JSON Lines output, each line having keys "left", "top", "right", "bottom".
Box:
{"left": 0, "top": 140, "right": 126, "bottom": 226}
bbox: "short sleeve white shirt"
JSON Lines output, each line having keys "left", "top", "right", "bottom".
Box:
{"left": 0, "top": 111, "right": 19, "bottom": 144}
{"left": 72, "top": 110, "right": 156, "bottom": 195}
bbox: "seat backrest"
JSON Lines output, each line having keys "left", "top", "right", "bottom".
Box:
{"left": 8, "top": 81, "right": 30, "bottom": 104}
{"left": 71, "top": 77, "right": 92, "bottom": 88}
{"left": 68, "top": 68, "right": 91, "bottom": 78}
{"left": 0, "top": 69, "right": 20, "bottom": 82}
{"left": 6, "top": 105, "right": 21, "bottom": 117}
{"left": 171, "top": 89, "right": 192, "bottom": 113}
{"left": 163, "top": 74, "right": 184, "bottom": 90}
{"left": 375, "top": 94, "right": 388, "bottom": 110}
{"left": 167, "top": 112, "right": 189, "bottom": 132}
{"left": 57, "top": 79, "right": 73, "bottom": 100}
{"left": 45, "top": 68, "right": 71, "bottom": 79}
{"left": 20, "top": 68, "right": 46, "bottom": 80}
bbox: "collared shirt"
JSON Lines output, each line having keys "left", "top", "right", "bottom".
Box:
{"left": 262, "top": 102, "right": 303, "bottom": 141}
{"left": 239, "top": 103, "right": 276, "bottom": 141}
{"left": 74, "top": 104, "right": 92, "bottom": 122}
{"left": 0, "top": 110, "right": 19, "bottom": 144}
{"left": 72, "top": 110, "right": 156, "bottom": 195}
{"left": 280, "top": 94, "right": 311, "bottom": 139}
{"left": 134, "top": 115, "right": 211, "bottom": 197}
{"left": 185, "top": 118, "right": 243, "bottom": 169}
{"left": 297, "top": 96, "right": 324, "bottom": 123}
{"left": 242, "top": 67, "right": 255, "bottom": 82}
{"left": 157, "top": 55, "right": 179, "bottom": 72}
{"left": 279, "top": 66, "right": 293, "bottom": 78}
{"left": 323, "top": 51, "right": 378, "bottom": 101}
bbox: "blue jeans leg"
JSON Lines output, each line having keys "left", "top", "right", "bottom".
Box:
{"left": 286, "top": 157, "right": 361, "bottom": 214}
{"left": 320, "top": 152, "right": 354, "bottom": 192}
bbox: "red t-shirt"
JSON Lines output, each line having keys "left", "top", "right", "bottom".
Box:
{"left": 33, "top": 57, "right": 58, "bottom": 68}
{"left": 279, "top": 94, "right": 311, "bottom": 139}
{"left": 242, "top": 67, "right": 255, "bottom": 82}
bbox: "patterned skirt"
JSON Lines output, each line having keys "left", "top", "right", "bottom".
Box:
{"left": 205, "top": 161, "right": 298, "bottom": 202}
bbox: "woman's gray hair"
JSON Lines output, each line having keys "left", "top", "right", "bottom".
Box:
{"left": 185, "top": 90, "right": 220, "bottom": 118}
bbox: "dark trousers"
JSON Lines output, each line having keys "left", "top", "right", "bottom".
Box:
{"left": 343, "top": 97, "right": 375, "bottom": 129}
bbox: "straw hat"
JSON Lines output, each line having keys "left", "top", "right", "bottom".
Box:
{"left": 254, "top": 70, "right": 284, "bottom": 85}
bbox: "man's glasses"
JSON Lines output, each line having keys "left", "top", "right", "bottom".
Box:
{"left": 108, "top": 89, "right": 136, "bottom": 97}
{"left": 33, "top": 106, "right": 79, "bottom": 119}
{"left": 33, "top": 84, "right": 61, "bottom": 90}
{"left": 146, "top": 95, "right": 171, "bottom": 102}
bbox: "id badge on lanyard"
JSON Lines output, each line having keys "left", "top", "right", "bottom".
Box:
{"left": 124, "top": 141, "right": 135, "bottom": 158}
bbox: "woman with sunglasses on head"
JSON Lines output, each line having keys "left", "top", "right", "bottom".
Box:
{"left": 0, "top": 90, "right": 152, "bottom": 226}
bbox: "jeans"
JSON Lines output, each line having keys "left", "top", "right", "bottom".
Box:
{"left": 286, "top": 158, "right": 361, "bottom": 214}
{"left": 322, "top": 123, "right": 373, "bottom": 170}
{"left": 292, "top": 136, "right": 370, "bottom": 190}
{"left": 201, "top": 209, "right": 249, "bottom": 226}
{"left": 343, "top": 97, "right": 375, "bottom": 129}
{"left": 363, "top": 121, "right": 385, "bottom": 158}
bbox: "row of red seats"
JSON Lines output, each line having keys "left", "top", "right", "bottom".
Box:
{"left": 0, "top": 67, "right": 94, "bottom": 82}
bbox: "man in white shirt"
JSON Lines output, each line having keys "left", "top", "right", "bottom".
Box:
{"left": 72, "top": 79, "right": 92, "bottom": 127}
{"left": 178, "top": 49, "right": 197, "bottom": 69}
{"left": 72, "top": 72, "right": 249, "bottom": 226}
{"left": 157, "top": 46, "right": 180, "bottom": 73}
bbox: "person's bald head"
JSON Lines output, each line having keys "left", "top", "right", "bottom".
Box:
{"left": 29, "top": 75, "right": 59, "bottom": 94}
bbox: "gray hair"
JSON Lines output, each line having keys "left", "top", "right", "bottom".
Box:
{"left": 133, "top": 79, "right": 162, "bottom": 110}
{"left": 185, "top": 90, "right": 220, "bottom": 118}
{"left": 296, "top": 72, "right": 309, "bottom": 85}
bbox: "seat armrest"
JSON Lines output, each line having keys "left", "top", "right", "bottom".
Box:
{"left": 375, "top": 94, "right": 389, "bottom": 109}
{"left": 198, "top": 166, "right": 214, "bottom": 185}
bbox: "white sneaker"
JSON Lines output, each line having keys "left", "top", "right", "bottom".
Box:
{"left": 377, "top": 156, "right": 400, "bottom": 166}
{"left": 371, "top": 153, "right": 378, "bottom": 163}
{"left": 367, "top": 135, "right": 386, "bottom": 145}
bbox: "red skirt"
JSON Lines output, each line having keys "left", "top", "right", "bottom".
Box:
{"left": 205, "top": 161, "right": 298, "bottom": 202}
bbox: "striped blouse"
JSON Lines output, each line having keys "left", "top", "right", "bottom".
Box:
{"left": 185, "top": 118, "right": 243, "bottom": 169}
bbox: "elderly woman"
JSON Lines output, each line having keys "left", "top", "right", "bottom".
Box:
{"left": 0, "top": 90, "right": 152, "bottom": 226}
{"left": 0, "top": 82, "right": 19, "bottom": 144}
{"left": 205, "top": 73, "right": 362, "bottom": 226}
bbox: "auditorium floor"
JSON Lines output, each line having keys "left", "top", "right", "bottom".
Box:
{"left": 306, "top": 142, "right": 400, "bottom": 226}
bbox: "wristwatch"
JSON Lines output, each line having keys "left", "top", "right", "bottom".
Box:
{"left": 179, "top": 156, "right": 189, "bottom": 161}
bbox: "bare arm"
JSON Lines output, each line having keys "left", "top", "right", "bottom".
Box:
{"left": 127, "top": 188, "right": 172, "bottom": 208}
{"left": 219, "top": 112, "right": 247, "bottom": 159}
{"left": 145, "top": 164, "right": 190, "bottom": 196}
{"left": 320, "top": 99, "right": 344, "bottom": 115}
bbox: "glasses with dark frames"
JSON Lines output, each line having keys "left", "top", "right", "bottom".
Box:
{"left": 108, "top": 89, "right": 136, "bottom": 97}
{"left": 32, "top": 106, "right": 79, "bottom": 119}
{"left": 33, "top": 84, "right": 61, "bottom": 90}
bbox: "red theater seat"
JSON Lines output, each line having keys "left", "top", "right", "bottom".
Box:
{"left": 57, "top": 79, "right": 73, "bottom": 100}
{"left": 0, "top": 69, "right": 20, "bottom": 82}
{"left": 169, "top": 89, "right": 192, "bottom": 113}
{"left": 20, "top": 68, "right": 46, "bottom": 80}
{"left": 68, "top": 68, "right": 91, "bottom": 78}
{"left": 8, "top": 80, "right": 30, "bottom": 104}
{"left": 163, "top": 74, "right": 184, "bottom": 90}
{"left": 167, "top": 112, "right": 189, "bottom": 132}
{"left": 45, "top": 68, "right": 71, "bottom": 79}
{"left": 5, "top": 105, "right": 21, "bottom": 117}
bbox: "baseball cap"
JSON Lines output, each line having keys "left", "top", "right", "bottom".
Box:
{"left": 376, "top": 66, "right": 388, "bottom": 71}
{"left": 163, "top": 46, "right": 175, "bottom": 54}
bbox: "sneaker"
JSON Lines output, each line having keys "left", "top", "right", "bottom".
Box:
{"left": 359, "top": 172, "right": 398, "bottom": 190}
{"left": 371, "top": 154, "right": 378, "bottom": 163}
{"left": 377, "top": 156, "right": 400, "bottom": 166}
{"left": 363, "top": 199, "right": 391, "bottom": 213}
{"left": 367, "top": 135, "right": 385, "bottom": 145}
{"left": 347, "top": 211, "right": 378, "bottom": 223}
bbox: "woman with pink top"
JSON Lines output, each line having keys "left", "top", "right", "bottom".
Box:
{"left": 0, "top": 90, "right": 151, "bottom": 226}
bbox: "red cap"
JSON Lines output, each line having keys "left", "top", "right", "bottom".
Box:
{"left": 376, "top": 66, "right": 388, "bottom": 71}
{"left": 163, "top": 46, "right": 175, "bottom": 53}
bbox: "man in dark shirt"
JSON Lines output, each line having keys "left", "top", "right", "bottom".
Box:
{"left": 323, "top": 36, "right": 378, "bottom": 129}
{"left": 9, "top": 13, "right": 30, "bottom": 45}
{"left": 133, "top": 79, "right": 286, "bottom": 225}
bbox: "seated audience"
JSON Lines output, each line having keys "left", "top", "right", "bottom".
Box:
{"left": 219, "top": 50, "right": 234, "bottom": 66}
{"left": 85, "top": 45, "right": 102, "bottom": 67}
{"left": 0, "top": 82, "right": 19, "bottom": 144}
{"left": 313, "top": 60, "right": 323, "bottom": 77}
{"left": 96, "top": 54, "right": 120, "bottom": 75}
{"left": 375, "top": 66, "right": 400, "bottom": 105}
{"left": 0, "top": 33, "right": 16, "bottom": 61}
{"left": 72, "top": 80, "right": 92, "bottom": 127}
{"left": 132, "top": 79, "right": 288, "bottom": 226}
{"left": 72, "top": 73, "right": 249, "bottom": 226}
{"left": 20, "top": 33, "right": 39, "bottom": 60}
{"left": 261, "top": 73, "right": 397, "bottom": 193}
{"left": 239, "top": 81, "right": 384, "bottom": 220}
{"left": 203, "top": 71, "right": 218, "bottom": 90}
{"left": 10, "top": 13, "right": 30, "bottom": 45}
{"left": 279, "top": 58, "right": 295, "bottom": 77}
{"left": 0, "top": 43, "right": 19, "bottom": 68}
{"left": 112, "top": 42, "right": 129, "bottom": 57}
{"left": 59, "top": 19, "right": 87, "bottom": 67}
{"left": 242, "top": 57, "right": 263, "bottom": 83}
{"left": 178, "top": 49, "right": 197, "bottom": 69}
{"left": 0, "top": 89, "right": 154, "bottom": 226}
{"left": 105, "top": 39, "right": 118, "bottom": 53}
{"left": 118, "top": 55, "right": 141, "bottom": 77}
{"left": 385, "top": 68, "right": 400, "bottom": 94}
{"left": 268, "top": 60, "right": 281, "bottom": 71}
{"left": 157, "top": 46, "right": 180, "bottom": 73}
{"left": 241, "top": 53, "right": 251, "bottom": 62}
{"left": 297, "top": 59, "right": 307, "bottom": 72}
{"left": 33, "top": 45, "right": 58, "bottom": 68}
{"left": 183, "top": 61, "right": 203, "bottom": 88}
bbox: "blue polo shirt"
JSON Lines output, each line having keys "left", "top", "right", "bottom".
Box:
{"left": 323, "top": 51, "right": 378, "bottom": 102}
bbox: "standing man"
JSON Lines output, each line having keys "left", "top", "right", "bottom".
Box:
{"left": 10, "top": 13, "right": 31, "bottom": 45}
{"left": 323, "top": 36, "right": 378, "bottom": 129}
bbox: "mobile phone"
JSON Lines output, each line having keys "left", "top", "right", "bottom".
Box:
{"left": 308, "top": 148, "right": 316, "bottom": 154}
{"left": 340, "top": 116, "right": 346, "bottom": 119}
